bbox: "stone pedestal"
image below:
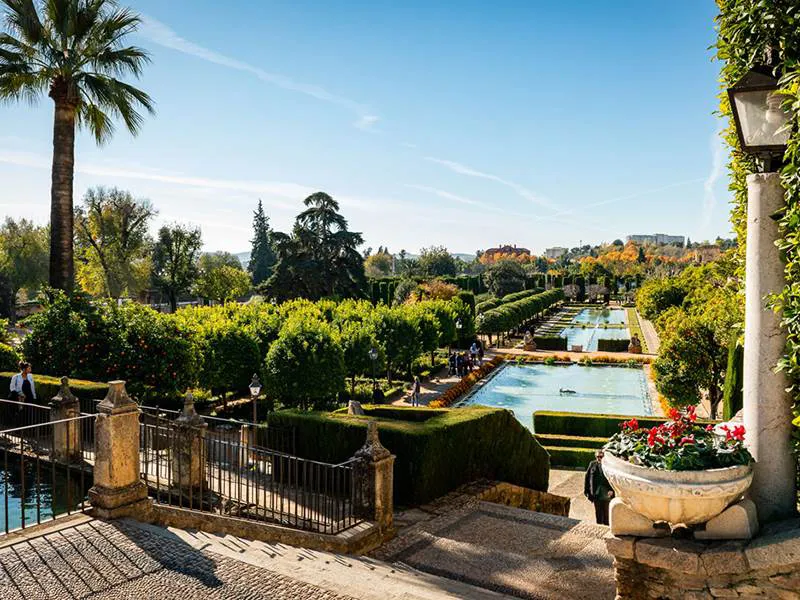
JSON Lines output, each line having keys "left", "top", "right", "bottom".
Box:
{"left": 606, "top": 519, "right": 800, "bottom": 599}
{"left": 170, "top": 393, "right": 208, "bottom": 494}
{"left": 353, "top": 421, "right": 395, "bottom": 534}
{"left": 89, "top": 381, "right": 148, "bottom": 518}
{"left": 743, "top": 172, "right": 796, "bottom": 523}
{"left": 49, "top": 377, "right": 81, "bottom": 463}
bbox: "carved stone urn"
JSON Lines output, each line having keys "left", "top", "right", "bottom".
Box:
{"left": 602, "top": 453, "right": 753, "bottom": 526}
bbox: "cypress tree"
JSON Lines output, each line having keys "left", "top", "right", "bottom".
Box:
{"left": 248, "top": 200, "right": 276, "bottom": 285}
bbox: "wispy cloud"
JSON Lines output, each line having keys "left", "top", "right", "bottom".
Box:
{"left": 354, "top": 115, "right": 380, "bottom": 131}
{"left": 138, "top": 15, "right": 379, "bottom": 129}
{"left": 424, "top": 156, "right": 556, "bottom": 209}
{"left": 702, "top": 127, "right": 726, "bottom": 230}
{"left": 404, "top": 184, "right": 486, "bottom": 208}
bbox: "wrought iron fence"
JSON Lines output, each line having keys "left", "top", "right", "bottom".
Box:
{"left": 139, "top": 411, "right": 363, "bottom": 535}
{"left": 0, "top": 415, "right": 94, "bottom": 534}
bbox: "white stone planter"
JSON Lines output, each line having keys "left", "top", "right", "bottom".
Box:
{"left": 602, "top": 453, "right": 753, "bottom": 526}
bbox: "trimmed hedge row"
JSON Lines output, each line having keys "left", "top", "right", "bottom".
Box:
{"left": 533, "top": 336, "right": 568, "bottom": 351}
{"left": 533, "top": 410, "right": 715, "bottom": 438}
{"left": 596, "top": 338, "right": 631, "bottom": 353}
{"left": 0, "top": 372, "right": 108, "bottom": 402}
{"left": 475, "top": 288, "right": 544, "bottom": 315}
{"left": 477, "top": 289, "right": 564, "bottom": 335}
{"left": 543, "top": 446, "right": 596, "bottom": 469}
{"left": 267, "top": 405, "right": 550, "bottom": 506}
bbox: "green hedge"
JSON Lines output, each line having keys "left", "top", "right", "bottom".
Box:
{"left": 533, "top": 410, "right": 715, "bottom": 438}
{"left": 533, "top": 336, "right": 568, "bottom": 351}
{"left": 543, "top": 446, "right": 596, "bottom": 469}
{"left": 597, "top": 338, "right": 630, "bottom": 353}
{"left": 535, "top": 433, "right": 607, "bottom": 449}
{"left": 0, "top": 372, "right": 108, "bottom": 402}
{"left": 267, "top": 405, "right": 550, "bottom": 506}
{"left": 0, "top": 344, "right": 20, "bottom": 371}
{"left": 478, "top": 289, "right": 564, "bottom": 335}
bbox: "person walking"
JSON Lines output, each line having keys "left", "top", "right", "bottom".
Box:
{"left": 10, "top": 361, "right": 36, "bottom": 403}
{"left": 411, "top": 376, "right": 421, "bottom": 407}
{"left": 584, "top": 450, "right": 614, "bottom": 525}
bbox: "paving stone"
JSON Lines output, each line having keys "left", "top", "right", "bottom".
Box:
{"left": 0, "top": 519, "right": 358, "bottom": 600}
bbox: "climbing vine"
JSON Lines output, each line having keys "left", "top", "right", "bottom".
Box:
{"left": 715, "top": 1, "right": 800, "bottom": 471}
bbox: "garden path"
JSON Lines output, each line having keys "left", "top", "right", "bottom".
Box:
{"left": 0, "top": 514, "right": 507, "bottom": 599}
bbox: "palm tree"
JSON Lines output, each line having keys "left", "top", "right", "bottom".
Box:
{"left": 0, "top": 0, "right": 154, "bottom": 291}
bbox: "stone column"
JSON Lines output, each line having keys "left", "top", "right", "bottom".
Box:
{"left": 89, "top": 381, "right": 149, "bottom": 518}
{"left": 49, "top": 377, "right": 81, "bottom": 463}
{"left": 743, "top": 172, "right": 796, "bottom": 523}
{"left": 353, "top": 421, "right": 395, "bottom": 534}
{"left": 170, "top": 392, "right": 208, "bottom": 494}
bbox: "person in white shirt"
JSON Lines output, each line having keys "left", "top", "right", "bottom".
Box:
{"left": 9, "top": 361, "right": 36, "bottom": 402}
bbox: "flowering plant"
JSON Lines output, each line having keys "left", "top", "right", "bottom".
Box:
{"left": 603, "top": 406, "right": 753, "bottom": 471}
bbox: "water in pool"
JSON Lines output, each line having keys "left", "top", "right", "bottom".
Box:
{"left": 0, "top": 461, "right": 87, "bottom": 532}
{"left": 560, "top": 307, "right": 629, "bottom": 351}
{"left": 462, "top": 363, "right": 652, "bottom": 430}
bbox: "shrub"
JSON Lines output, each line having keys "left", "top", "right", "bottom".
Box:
{"left": 263, "top": 317, "right": 345, "bottom": 409}
{"left": 484, "top": 260, "right": 526, "bottom": 297}
{"left": 596, "top": 338, "right": 630, "bottom": 352}
{"left": 477, "top": 289, "right": 564, "bottom": 335}
{"left": 197, "top": 322, "right": 261, "bottom": 398}
{"left": 267, "top": 405, "right": 550, "bottom": 505}
{"left": 533, "top": 336, "right": 568, "bottom": 351}
{"left": 0, "top": 343, "right": 20, "bottom": 371}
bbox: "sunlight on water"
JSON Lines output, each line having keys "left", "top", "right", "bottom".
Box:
{"left": 462, "top": 364, "right": 652, "bottom": 431}
{"left": 560, "top": 307, "right": 629, "bottom": 351}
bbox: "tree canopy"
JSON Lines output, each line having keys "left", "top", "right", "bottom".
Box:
{"left": 263, "top": 192, "right": 366, "bottom": 301}
{"left": 248, "top": 200, "right": 276, "bottom": 285}
{"left": 152, "top": 224, "right": 202, "bottom": 312}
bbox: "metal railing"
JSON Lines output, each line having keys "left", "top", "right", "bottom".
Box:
{"left": 139, "top": 411, "right": 363, "bottom": 535}
{"left": 0, "top": 398, "right": 51, "bottom": 431}
{"left": 0, "top": 416, "right": 94, "bottom": 534}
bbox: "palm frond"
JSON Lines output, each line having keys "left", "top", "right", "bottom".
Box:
{"left": 1, "top": 0, "right": 44, "bottom": 44}
{"left": 78, "top": 72, "right": 154, "bottom": 136}
{"left": 76, "top": 101, "right": 113, "bottom": 143}
{"left": 90, "top": 45, "right": 149, "bottom": 77}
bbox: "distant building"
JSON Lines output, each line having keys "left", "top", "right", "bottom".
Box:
{"left": 544, "top": 247, "right": 568, "bottom": 259}
{"left": 483, "top": 244, "right": 530, "bottom": 256}
{"left": 694, "top": 245, "right": 722, "bottom": 264}
{"left": 626, "top": 234, "right": 685, "bottom": 246}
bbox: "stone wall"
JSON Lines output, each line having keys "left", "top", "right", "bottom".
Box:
{"left": 606, "top": 519, "right": 800, "bottom": 599}
{"left": 476, "top": 481, "right": 570, "bottom": 517}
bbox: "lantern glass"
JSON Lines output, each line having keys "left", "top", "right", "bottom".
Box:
{"left": 732, "top": 89, "right": 790, "bottom": 150}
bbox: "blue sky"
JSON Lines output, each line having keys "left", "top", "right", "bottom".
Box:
{"left": 2, "top": 0, "right": 728, "bottom": 255}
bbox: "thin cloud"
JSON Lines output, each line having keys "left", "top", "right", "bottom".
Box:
{"left": 404, "top": 184, "right": 485, "bottom": 208}
{"left": 424, "top": 156, "right": 556, "bottom": 209}
{"left": 138, "top": 15, "right": 379, "bottom": 129}
{"left": 702, "top": 127, "right": 726, "bottom": 230}
{"left": 354, "top": 115, "right": 380, "bottom": 131}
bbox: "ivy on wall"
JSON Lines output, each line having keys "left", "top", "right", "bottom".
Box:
{"left": 715, "top": 1, "right": 800, "bottom": 468}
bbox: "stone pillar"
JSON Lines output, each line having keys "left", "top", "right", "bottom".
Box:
{"left": 49, "top": 377, "right": 81, "bottom": 463}
{"left": 743, "top": 172, "right": 796, "bottom": 523}
{"left": 170, "top": 392, "right": 208, "bottom": 493}
{"left": 353, "top": 421, "right": 395, "bottom": 534}
{"left": 88, "top": 381, "right": 149, "bottom": 518}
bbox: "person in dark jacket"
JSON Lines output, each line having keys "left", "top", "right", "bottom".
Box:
{"left": 584, "top": 450, "right": 615, "bottom": 525}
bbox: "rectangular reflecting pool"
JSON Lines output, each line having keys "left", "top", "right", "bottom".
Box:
{"left": 460, "top": 363, "right": 652, "bottom": 430}
{"left": 560, "top": 307, "right": 629, "bottom": 351}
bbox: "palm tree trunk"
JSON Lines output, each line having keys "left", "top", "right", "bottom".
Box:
{"left": 49, "top": 99, "right": 77, "bottom": 291}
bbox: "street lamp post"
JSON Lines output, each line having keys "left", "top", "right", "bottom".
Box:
{"left": 368, "top": 347, "right": 378, "bottom": 391}
{"left": 727, "top": 59, "right": 796, "bottom": 523}
{"left": 249, "top": 373, "right": 262, "bottom": 425}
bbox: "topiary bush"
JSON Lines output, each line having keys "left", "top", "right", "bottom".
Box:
{"left": 197, "top": 321, "right": 261, "bottom": 398}
{"left": 267, "top": 405, "right": 550, "bottom": 506}
{"left": 263, "top": 317, "right": 345, "bottom": 410}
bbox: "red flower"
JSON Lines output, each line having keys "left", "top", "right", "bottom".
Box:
{"left": 686, "top": 405, "right": 697, "bottom": 422}
{"left": 668, "top": 407, "right": 681, "bottom": 421}
{"left": 621, "top": 418, "right": 639, "bottom": 431}
{"left": 705, "top": 424, "right": 715, "bottom": 432}
{"left": 679, "top": 435, "right": 695, "bottom": 445}
{"left": 647, "top": 426, "right": 663, "bottom": 447}
{"left": 730, "top": 425, "right": 746, "bottom": 442}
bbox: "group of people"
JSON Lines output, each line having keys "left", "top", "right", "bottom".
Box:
{"left": 448, "top": 341, "right": 484, "bottom": 377}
